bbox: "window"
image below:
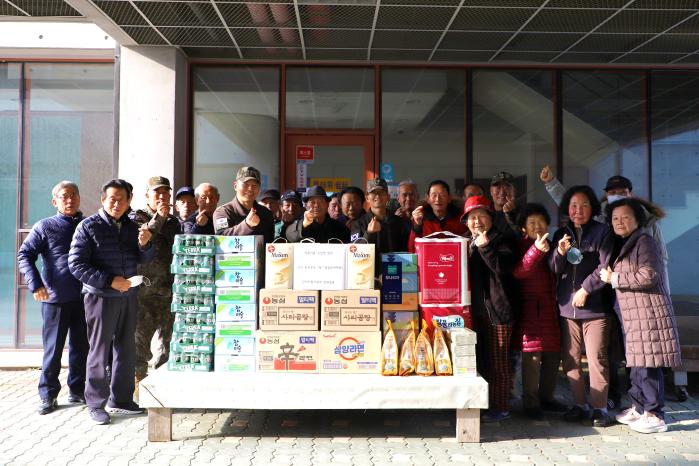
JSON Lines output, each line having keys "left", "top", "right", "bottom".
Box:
{"left": 192, "top": 66, "right": 279, "bottom": 202}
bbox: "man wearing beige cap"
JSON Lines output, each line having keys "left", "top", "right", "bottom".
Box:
{"left": 351, "top": 178, "right": 409, "bottom": 274}
{"left": 212, "top": 166, "right": 275, "bottom": 243}
{"left": 129, "top": 176, "right": 181, "bottom": 395}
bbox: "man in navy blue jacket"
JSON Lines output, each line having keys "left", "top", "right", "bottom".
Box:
{"left": 17, "top": 181, "right": 89, "bottom": 415}
{"left": 69, "top": 179, "right": 155, "bottom": 425}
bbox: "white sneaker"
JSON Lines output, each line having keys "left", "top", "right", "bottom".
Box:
{"left": 615, "top": 406, "right": 642, "bottom": 425}
{"left": 629, "top": 412, "right": 668, "bottom": 434}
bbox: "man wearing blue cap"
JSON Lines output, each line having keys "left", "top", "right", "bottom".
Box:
{"left": 174, "top": 186, "right": 196, "bottom": 224}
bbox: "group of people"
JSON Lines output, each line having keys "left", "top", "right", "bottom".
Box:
{"left": 17, "top": 164, "right": 681, "bottom": 434}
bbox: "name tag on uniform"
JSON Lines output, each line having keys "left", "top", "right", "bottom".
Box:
{"left": 215, "top": 217, "right": 229, "bottom": 230}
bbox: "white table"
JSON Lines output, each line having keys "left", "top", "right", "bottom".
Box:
{"left": 139, "top": 369, "right": 489, "bottom": 443}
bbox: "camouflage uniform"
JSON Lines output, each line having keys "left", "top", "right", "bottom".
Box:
{"left": 129, "top": 205, "right": 181, "bottom": 379}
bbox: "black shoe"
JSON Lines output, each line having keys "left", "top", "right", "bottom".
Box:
{"left": 606, "top": 398, "right": 621, "bottom": 410}
{"left": 67, "top": 392, "right": 85, "bottom": 404}
{"left": 106, "top": 400, "right": 144, "bottom": 415}
{"left": 525, "top": 407, "right": 545, "bottom": 420}
{"left": 88, "top": 408, "right": 111, "bottom": 425}
{"left": 38, "top": 398, "right": 57, "bottom": 415}
{"left": 590, "top": 408, "right": 614, "bottom": 427}
{"left": 676, "top": 386, "right": 689, "bottom": 402}
{"left": 563, "top": 405, "right": 589, "bottom": 422}
{"left": 541, "top": 399, "right": 568, "bottom": 412}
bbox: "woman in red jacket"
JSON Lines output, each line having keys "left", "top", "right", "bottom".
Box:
{"left": 513, "top": 203, "right": 566, "bottom": 420}
{"left": 408, "top": 180, "right": 466, "bottom": 252}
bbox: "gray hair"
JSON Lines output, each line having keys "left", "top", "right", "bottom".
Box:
{"left": 398, "top": 179, "right": 417, "bottom": 189}
{"left": 194, "top": 183, "right": 220, "bottom": 199}
{"left": 52, "top": 181, "right": 79, "bottom": 198}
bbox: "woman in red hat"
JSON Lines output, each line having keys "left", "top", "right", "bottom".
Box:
{"left": 461, "top": 195, "right": 518, "bottom": 423}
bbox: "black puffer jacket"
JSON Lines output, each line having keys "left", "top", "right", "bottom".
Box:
{"left": 69, "top": 209, "right": 155, "bottom": 297}
{"left": 17, "top": 212, "right": 84, "bottom": 303}
{"left": 467, "top": 228, "right": 519, "bottom": 325}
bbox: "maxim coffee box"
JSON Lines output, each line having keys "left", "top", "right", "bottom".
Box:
{"left": 318, "top": 331, "right": 381, "bottom": 374}
{"left": 345, "top": 243, "right": 375, "bottom": 290}
{"left": 214, "top": 235, "right": 263, "bottom": 254}
{"left": 265, "top": 242, "right": 294, "bottom": 289}
{"left": 258, "top": 289, "right": 319, "bottom": 331}
{"left": 415, "top": 234, "right": 470, "bottom": 306}
{"left": 321, "top": 289, "right": 381, "bottom": 331}
{"left": 293, "top": 242, "right": 345, "bottom": 290}
{"left": 255, "top": 331, "right": 319, "bottom": 373}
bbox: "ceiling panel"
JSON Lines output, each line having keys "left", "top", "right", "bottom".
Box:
{"left": 94, "top": 1, "right": 148, "bottom": 26}
{"left": 376, "top": 5, "right": 455, "bottom": 30}
{"left": 636, "top": 34, "right": 699, "bottom": 54}
{"left": 183, "top": 47, "right": 241, "bottom": 59}
{"left": 122, "top": 26, "right": 167, "bottom": 45}
{"left": 10, "top": 0, "right": 81, "bottom": 16}
{"left": 135, "top": 1, "right": 221, "bottom": 27}
{"left": 674, "top": 53, "right": 699, "bottom": 63}
{"left": 240, "top": 47, "right": 302, "bottom": 60}
{"left": 304, "top": 29, "right": 370, "bottom": 49}
{"left": 548, "top": 0, "right": 628, "bottom": 6}
{"left": 232, "top": 28, "right": 301, "bottom": 47}
{"left": 630, "top": 0, "right": 699, "bottom": 9}
{"left": 596, "top": 9, "right": 695, "bottom": 33}
{"left": 614, "top": 53, "right": 686, "bottom": 64}
{"left": 371, "top": 49, "right": 431, "bottom": 61}
{"left": 504, "top": 32, "right": 585, "bottom": 51}
{"left": 372, "top": 30, "right": 441, "bottom": 49}
{"left": 570, "top": 33, "right": 655, "bottom": 52}
{"left": 552, "top": 52, "right": 620, "bottom": 63}
{"left": 1, "top": 2, "right": 24, "bottom": 15}
{"left": 440, "top": 31, "right": 511, "bottom": 50}
{"left": 216, "top": 2, "right": 290, "bottom": 27}
{"left": 451, "top": 7, "right": 533, "bottom": 31}
{"left": 299, "top": 4, "right": 375, "bottom": 29}
{"left": 524, "top": 9, "right": 616, "bottom": 32}
{"left": 493, "top": 51, "right": 560, "bottom": 62}
{"left": 306, "top": 48, "right": 367, "bottom": 60}
{"left": 159, "top": 26, "right": 233, "bottom": 47}
{"left": 431, "top": 50, "right": 494, "bottom": 62}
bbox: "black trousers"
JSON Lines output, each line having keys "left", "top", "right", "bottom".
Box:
{"left": 629, "top": 367, "right": 665, "bottom": 418}
{"left": 83, "top": 293, "right": 137, "bottom": 409}
{"left": 38, "top": 301, "right": 88, "bottom": 400}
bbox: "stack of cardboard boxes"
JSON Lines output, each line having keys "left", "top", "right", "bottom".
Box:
{"left": 447, "top": 327, "right": 478, "bottom": 377}
{"left": 168, "top": 235, "right": 217, "bottom": 371}
{"left": 380, "top": 253, "right": 419, "bottom": 345}
{"left": 257, "top": 241, "right": 382, "bottom": 373}
{"left": 213, "top": 236, "right": 264, "bottom": 372}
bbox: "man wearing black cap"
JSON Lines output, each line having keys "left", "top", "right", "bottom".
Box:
{"left": 129, "top": 176, "right": 181, "bottom": 395}
{"left": 174, "top": 186, "right": 196, "bottom": 224}
{"left": 285, "top": 186, "right": 350, "bottom": 243}
{"left": 278, "top": 190, "right": 304, "bottom": 239}
{"left": 490, "top": 171, "right": 520, "bottom": 236}
{"left": 259, "top": 189, "right": 282, "bottom": 237}
{"left": 351, "top": 178, "right": 409, "bottom": 274}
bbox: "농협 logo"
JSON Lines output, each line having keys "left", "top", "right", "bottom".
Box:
{"left": 439, "top": 254, "right": 455, "bottom": 262}
{"left": 334, "top": 337, "right": 365, "bottom": 361}
{"left": 263, "top": 297, "right": 271, "bottom": 305}
{"left": 325, "top": 297, "right": 333, "bottom": 305}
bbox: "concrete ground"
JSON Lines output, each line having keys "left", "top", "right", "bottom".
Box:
{"left": 1, "top": 369, "right": 698, "bottom": 466}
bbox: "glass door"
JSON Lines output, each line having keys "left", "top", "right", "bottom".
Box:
{"left": 284, "top": 135, "right": 376, "bottom": 193}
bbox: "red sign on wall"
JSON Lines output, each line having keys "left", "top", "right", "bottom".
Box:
{"left": 296, "top": 145, "right": 315, "bottom": 162}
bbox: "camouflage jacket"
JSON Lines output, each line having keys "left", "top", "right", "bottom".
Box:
{"left": 129, "top": 206, "right": 181, "bottom": 297}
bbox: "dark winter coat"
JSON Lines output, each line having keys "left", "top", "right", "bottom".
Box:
{"left": 285, "top": 215, "right": 350, "bottom": 243}
{"left": 17, "top": 212, "right": 84, "bottom": 304}
{"left": 212, "top": 198, "right": 275, "bottom": 244}
{"left": 467, "top": 227, "right": 519, "bottom": 325}
{"left": 512, "top": 237, "right": 561, "bottom": 353}
{"left": 408, "top": 202, "right": 467, "bottom": 253}
{"left": 610, "top": 228, "right": 681, "bottom": 368}
{"left": 550, "top": 220, "right": 613, "bottom": 320}
{"left": 68, "top": 209, "right": 155, "bottom": 297}
{"left": 129, "top": 206, "right": 180, "bottom": 298}
{"left": 181, "top": 211, "right": 215, "bottom": 235}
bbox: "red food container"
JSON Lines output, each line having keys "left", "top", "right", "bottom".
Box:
{"left": 415, "top": 232, "right": 470, "bottom": 307}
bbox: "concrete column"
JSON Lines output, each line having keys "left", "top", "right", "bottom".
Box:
{"left": 118, "top": 46, "right": 187, "bottom": 206}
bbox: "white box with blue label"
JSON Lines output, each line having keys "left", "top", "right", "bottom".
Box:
{"left": 214, "top": 321, "right": 256, "bottom": 356}
{"left": 214, "top": 355, "right": 256, "bottom": 373}
{"left": 216, "top": 303, "right": 256, "bottom": 322}
{"left": 215, "top": 253, "right": 260, "bottom": 270}
{"left": 214, "top": 235, "right": 263, "bottom": 254}
{"left": 321, "top": 289, "right": 380, "bottom": 332}
{"left": 259, "top": 289, "right": 319, "bottom": 331}
{"left": 215, "top": 287, "right": 256, "bottom": 304}
{"left": 215, "top": 269, "right": 258, "bottom": 288}
{"left": 318, "top": 331, "right": 381, "bottom": 374}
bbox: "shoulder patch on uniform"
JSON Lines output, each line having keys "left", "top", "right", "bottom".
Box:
{"left": 215, "top": 217, "right": 229, "bottom": 229}
{"left": 351, "top": 233, "right": 360, "bottom": 241}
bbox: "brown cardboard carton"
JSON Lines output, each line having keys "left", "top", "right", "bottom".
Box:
{"left": 318, "top": 331, "right": 381, "bottom": 374}
{"left": 255, "top": 331, "right": 319, "bottom": 373}
{"left": 258, "top": 289, "right": 319, "bottom": 331}
{"left": 321, "top": 289, "right": 380, "bottom": 331}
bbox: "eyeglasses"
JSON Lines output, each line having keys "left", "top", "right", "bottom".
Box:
{"left": 55, "top": 193, "right": 78, "bottom": 201}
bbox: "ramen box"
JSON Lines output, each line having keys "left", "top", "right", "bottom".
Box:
{"left": 321, "top": 289, "right": 381, "bottom": 331}
{"left": 259, "top": 289, "right": 319, "bottom": 331}
{"left": 216, "top": 303, "right": 257, "bottom": 322}
{"left": 215, "top": 235, "right": 264, "bottom": 254}
{"left": 415, "top": 234, "right": 470, "bottom": 306}
{"left": 255, "top": 331, "right": 319, "bottom": 373}
{"left": 293, "top": 242, "right": 346, "bottom": 290}
{"left": 345, "top": 243, "right": 375, "bottom": 290}
{"left": 214, "top": 355, "right": 256, "bottom": 373}
{"left": 265, "top": 242, "right": 294, "bottom": 289}
{"left": 318, "top": 331, "right": 381, "bottom": 374}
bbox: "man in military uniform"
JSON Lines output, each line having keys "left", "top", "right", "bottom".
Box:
{"left": 212, "top": 166, "right": 275, "bottom": 243}
{"left": 129, "top": 176, "right": 181, "bottom": 395}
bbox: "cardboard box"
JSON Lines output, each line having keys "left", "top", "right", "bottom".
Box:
{"left": 214, "top": 355, "right": 256, "bottom": 373}
{"left": 216, "top": 303, "right": 256, "bottom": 322}
{"left": 214, "top": 335, "right": 256, "bottom": 356}
{"left": 321, "top": 289, "right": 381, "bottom": 331}
{"left": 293, "top": 242, "right": 346, "bottom": 290}
{"left": 382, "top": 292, "right": 418, "bottom": 311}
{"left": 446, "top": 327, "right": 478, "bottom": 345}
{"left": 256, "top": 331, "right": 319, "bottom": 373}
{"left": 215, "top": 287, "right": 256, "bottom": 304}
{"left": 259, "top": 289, "right": 319, "bottom": 331}
{"left": 172, "top": 313, "right": 216, "bottom": 333}
{"left": 382, "top": 310, "right": 419, "bottom": 345}
{"left": 381, "top": 254, "right": 418, "bottom": 306}
{"left": 172, "top": 234, "right": 216, "bottom": 255}
{"left": 318, "top": 331, "right": 381, "bottom": 374}
{"left": 265, "top": 242, "right": 294, "bottom": 289}
{"left": 345, "top": 243, "right": 375, "bottom": 289}
{"left": 168, "top": 352, "right": 213, "bottom": 372}
{"left": 415, "top": 235, "right": 470, "bottom": 306}
{"left": 214, "top": 269, "right": 259, "bottom": 288}
{"left": 453, "top": 367, "right": 479, "bottom": 377}
{"left": 215, "top": 235, "right": 263, "bottom": 254}
{"left": 381, "top": 253, "right": 418, "bottom": 273}
{"left": 215, "top": 253, "right": 260, "bottom": 270}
